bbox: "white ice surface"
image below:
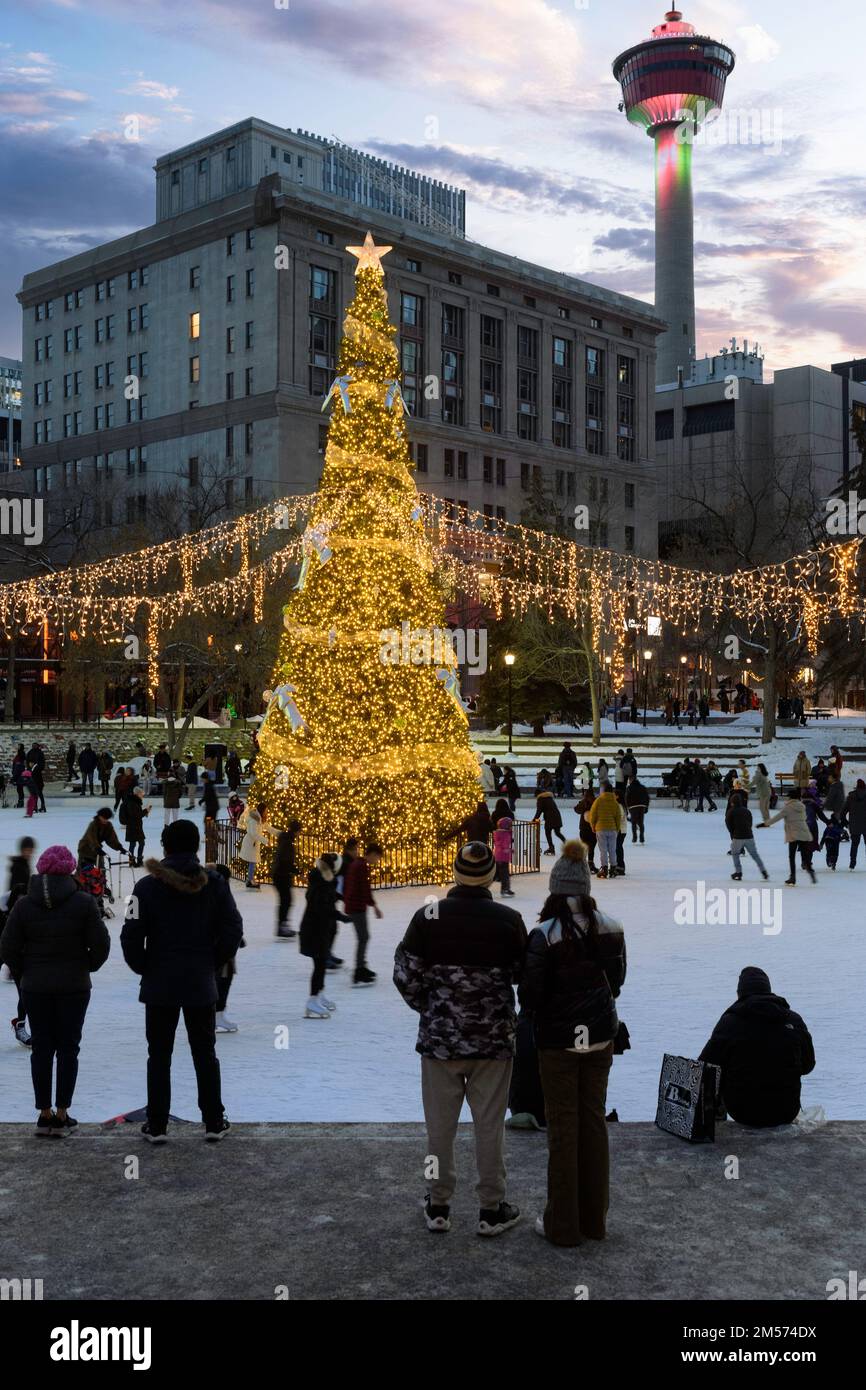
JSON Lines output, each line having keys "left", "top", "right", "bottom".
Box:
{"left": 1, "top": 785, "right": 863, "bottom": 1124}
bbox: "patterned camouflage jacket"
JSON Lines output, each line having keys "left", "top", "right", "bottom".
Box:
{"left": 393, "top": 886, "right": 527, "bottom": 1060}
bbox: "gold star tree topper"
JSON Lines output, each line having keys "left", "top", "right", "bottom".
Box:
{"left": 346, "top": 231, "right": 392, "bottom": 275}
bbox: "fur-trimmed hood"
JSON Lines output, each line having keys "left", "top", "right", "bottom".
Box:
{"left": 314, "top": 854, "right": 342, "bottom": 882}
{"left": 143, "top": 855, "right": 209, "bottom": 893}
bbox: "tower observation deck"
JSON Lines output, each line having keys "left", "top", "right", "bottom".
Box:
{"left": 613, "top": 8, "right": 735, "bottom": 387}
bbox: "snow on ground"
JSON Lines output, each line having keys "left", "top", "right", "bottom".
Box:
{"left": 1, "top": 787, "right": 864, "bottom": 1125}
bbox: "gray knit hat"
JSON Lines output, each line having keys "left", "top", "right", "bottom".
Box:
{"left": 548, "top": 839, "right": 589, "bottom": 895}
{"left": 454, "top": 840, "right": 496, "bottom": 887}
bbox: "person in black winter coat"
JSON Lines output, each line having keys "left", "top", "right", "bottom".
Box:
{"left": 272, "top": 820, "right": 301, "bottom": 939}
{"left": 1, "top": 836, "right": 36, "bottom": 1045}
{"left": 725, "top": 792, "right": 768, "bottom": 880}
{"left": 699, "top": 966, "right": 815, "bottom": 1127}
{"left": 78, "top": 744, "right": 97, "bottom": 796}
{"left": 535, "top": 789, "right": 566, "bottom": 854}
{"left": 624, "top": 776, "right": 650, "bottom": 843}
{"left": 185, "top": 760, "right": 199, "bottom": 810}
{"left": 122, "top": 786, "right": 149, "bottom": 867}
{"left": 844, "top": 778, "right": 866, "bottom": 869}
{"left": 459, "top": 801, "right": 493, "bottom": 842}
{"left": 0, "top": 844, "right": 110, "bottom": 1136}
{"left": 120, "top": 818, "right": 243, "bottom": 1142}
{"left": 199, "top": 778, "right": 219, "bottom": 824}
{"left": 225, "top": 751, "right": 242, "bottom": 792}
{"left": 519, "top": 890, "right": 626, "bottom": 1246}
{"left": 299, "top": 853, "right": 351, "bottom": 1017}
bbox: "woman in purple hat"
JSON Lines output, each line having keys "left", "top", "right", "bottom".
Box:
{"left": 0, "top": 846, "right": 110, "bottom": 1137}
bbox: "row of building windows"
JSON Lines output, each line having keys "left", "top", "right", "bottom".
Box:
{"left": 34, "top": 448, "right": 149, "bottom": 493}
{"left": 33, "top": 268, "right": 151, "bottom": 323}
{"left": 34, "top": 307, "right": 149, "bottom": 361}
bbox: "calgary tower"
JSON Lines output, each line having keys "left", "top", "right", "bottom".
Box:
{"left": 613, "top": 8, "right": 735, "bottom": 386}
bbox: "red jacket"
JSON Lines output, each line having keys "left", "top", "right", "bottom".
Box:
{"left": 343, "top": 857, "right": 374, "bottom": 913}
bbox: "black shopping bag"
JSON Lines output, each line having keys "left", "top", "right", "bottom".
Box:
{"left": 655, "top": 1054, "right": 721, "bottom": 1143}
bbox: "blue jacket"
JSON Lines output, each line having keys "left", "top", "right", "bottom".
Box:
{"left": 121, "top": 853, "right": 242, "bottom": 1006}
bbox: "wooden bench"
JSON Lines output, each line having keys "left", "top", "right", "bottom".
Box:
{"left": 777, "top": 772, "right": 799, "bottom": 793}
{"left": 805, "top": 709, "right": 833, "bottom": 720}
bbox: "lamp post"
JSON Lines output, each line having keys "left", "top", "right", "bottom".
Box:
{"left": 679, "top": 653, "right": 687, "bottom": 704}
{"left": 504, "top": 651, "right": 515, "bottom": 754}
{"left": 643, "top": 648, "right": 652, "bottom": 728}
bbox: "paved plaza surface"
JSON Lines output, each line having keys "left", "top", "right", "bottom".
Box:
{"left": 1, "top": 1120, "right": 862, "bottom": 1301}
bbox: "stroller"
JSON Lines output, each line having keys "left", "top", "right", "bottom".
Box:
{"left": 76, "top": 853, "right": 116, "bottom": 920}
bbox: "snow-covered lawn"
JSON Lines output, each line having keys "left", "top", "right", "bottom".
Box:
{"left": 0, "top": 792, "right": 863, "bottom": 1123}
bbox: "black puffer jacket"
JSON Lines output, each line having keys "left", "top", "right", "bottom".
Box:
{"left": 535, "top": 791, "right": 563, "bottom": 829}
{"left": 700, "top": 993, "right": 815, "bottom": 1127}
{"left": 518, "top": 904, "right": 626, "bottom": 1050}
{"left": 725, "top": 801, "right": 754, "bottom": 839}
{"left": 299, "top": 860, "right": 350, "bottom": 958}
{"left": 844, "top": 785, "right": 866, "bottom": 836}
{"left": 121, "top": 854, "right": 243, "bottom": 1006}
{"left": 0, "top": 874, "right": 110, "bottom": 993}
{"left": 394, "top": 886, "right": 527, "bottom": 1059}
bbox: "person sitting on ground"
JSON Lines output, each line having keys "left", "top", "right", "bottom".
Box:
{"left": 699, "top": 967, "right": 815, "bottom": 1128}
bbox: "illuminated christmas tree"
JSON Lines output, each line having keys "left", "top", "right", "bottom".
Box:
{"left": 254, "top": 233, "right": 481, "bottom": 850}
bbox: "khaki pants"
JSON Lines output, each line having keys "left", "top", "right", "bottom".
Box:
{"left": 420, "top": 1057, "right": 512, "bottom": 1208}
{"left": 539, "top": 1044, "right": 613, "bottom": 1246}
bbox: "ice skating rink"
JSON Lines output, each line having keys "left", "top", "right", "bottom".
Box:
{"left": 0, "top": 795, "right": 862, "bottom": 1122}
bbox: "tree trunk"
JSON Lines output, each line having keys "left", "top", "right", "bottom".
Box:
{"left": 4, "top": 638, "right": 15, "bottom": 723}
{"left": 761, "top": 628, "right": 778, "bottom": 744}
{"left": 176, "top": 656, "right": 185, "bottom": 718}
{"left": 589, "top": 662, "right": 601, "bottom": 747}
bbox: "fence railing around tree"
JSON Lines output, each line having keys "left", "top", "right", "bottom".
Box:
{"left": 206, "top": 818, "right": 541, "bottom": 889}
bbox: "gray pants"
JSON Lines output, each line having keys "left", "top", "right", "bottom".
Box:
{"left": 421, "top": 1056, "right": 512, "bottom": 1208}
{"left": 731, "top": 837, "right": 766, "bottom": 876}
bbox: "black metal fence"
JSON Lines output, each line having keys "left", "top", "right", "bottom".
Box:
{"left": 207, "top": 818, "right": 541, "bottom": 890}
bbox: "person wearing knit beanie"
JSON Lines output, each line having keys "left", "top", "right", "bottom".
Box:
{"left": 548, "top": 839, "right": 592, "bottom": 899}
{"left": 36, "top": 846, "right": 77, "bottom": 877}
{"left": 394, "top": 835, "right": 528, "bottom": 1237}
{"left": 453, "top": 840, "right": 497, "bottom": 888}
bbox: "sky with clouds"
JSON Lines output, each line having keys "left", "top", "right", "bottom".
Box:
{"left": 1, "top": 0, "right": 863, "bottom": 375}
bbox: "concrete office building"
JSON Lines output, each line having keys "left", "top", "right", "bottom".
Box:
{"left": 656, "top": 342, "right": 866, "bottom": 553}
{"left": 18, "top": 118, "right": 664, "bottom": 558}
{"left": 0, "top": 356, "right": 22, "bottom": 474}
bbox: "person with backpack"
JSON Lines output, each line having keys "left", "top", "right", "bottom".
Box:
{"left": 0, "top": 845, "right": 110, "bottom": 1137}
{"left": 394, "top": 840, "right": 527, "bottom": 1237}
{"left": 699, "top": 967, "right": 815, "bottom": 1127}
{"left": 518, "top": 886, "right": 626, "bottom": 1246}
{"left": 121, "top": 786, "right": 149, "bottom": 868}
{"left": 121, "top": 819, "right": 242, "bottom": 1143}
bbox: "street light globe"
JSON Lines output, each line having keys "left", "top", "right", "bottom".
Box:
{"left": 643, "top": 649, "right": 653, "bottom": 662}
{"left": 504, "top": 652, "right": 515, "bottom": 667}
{"left": 680, "top": 655, "right": 687, "bottom": 665}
